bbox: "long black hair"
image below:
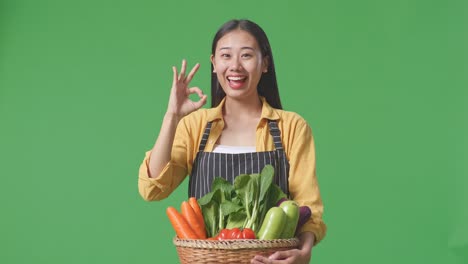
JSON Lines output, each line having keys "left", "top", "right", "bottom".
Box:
{"left": 211, "top": 19, "right": 283, "bottom": 109}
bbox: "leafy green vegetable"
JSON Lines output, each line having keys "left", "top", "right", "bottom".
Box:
{"left": 239, "top": 166, "right": 286, "bottom": 232}
{"left": 200, "top": 198, "right": 219, "bottom": 238}
{"left": 225, "top": 211, "right": 247, "bottom": 229}
{"left": 198, "top": 165, "right": 287, "bottom": 237}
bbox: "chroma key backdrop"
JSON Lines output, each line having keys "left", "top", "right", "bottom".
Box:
{"left": 1, "top": 0, "right": 466, "bottom": 263}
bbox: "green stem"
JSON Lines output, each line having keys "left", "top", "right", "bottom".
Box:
{"left": 219, "top": 207, "right": 224, "bottom": 231}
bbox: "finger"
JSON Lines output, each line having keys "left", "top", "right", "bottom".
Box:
{"left": 172, "top": 66, "right": 178, "bottom": 85}
{"left": 185, "top": 63, "right": 200, "bottom": 83}
{"left": 179, "top": 59, "right": 187, "bottom": 80}
{"left": 251, "top": 255, "right": 268, "bottom": 264}
{"left": 191, "top": 94, "right": 207, "bottom": 110}
{"left": 187, "top": 87, "right": 204, "bottom": 98}
{"left": 268, "top": 250, "right": 293, "bottom": 260}
{"left": 250, "top": 259, "right": 263, "bottom": 264}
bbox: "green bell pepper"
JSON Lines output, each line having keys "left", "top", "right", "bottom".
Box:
{"left": 257, "top": 207, "right": 286, "bottom": 240}
{"left": 279, "top": 200, "right": 300, "bottom": 238}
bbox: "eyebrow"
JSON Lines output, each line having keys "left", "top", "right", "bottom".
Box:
{"left": 219, "top": 47, "right": 255, "bottom": 51}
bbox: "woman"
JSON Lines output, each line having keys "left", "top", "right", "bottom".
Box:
{"left": 138, "top": 19, "right": 326, "bottom": 263}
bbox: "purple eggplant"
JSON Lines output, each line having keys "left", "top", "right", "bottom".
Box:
{"left": 295, "top": 206, "right": 312, "bottom": 235}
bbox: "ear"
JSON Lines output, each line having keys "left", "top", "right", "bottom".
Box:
{"left": 262, "top": 55, "right": 269, "bottom": 73}
{"left": 210, "top": 54, "right": 216, "bottom": 73}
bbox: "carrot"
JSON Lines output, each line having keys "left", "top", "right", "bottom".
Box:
{"left": 166, "top": 207, "right": 198, "bottom": 239}
{"left": 188, "top": 197, "right": 205, "bottom": 232}
{"left": 181, "top": 201, "right": 206, "bottom": 239}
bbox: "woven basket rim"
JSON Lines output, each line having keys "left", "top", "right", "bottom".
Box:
{"left": 173, "top": 237, "right": 300, "bottom": 250}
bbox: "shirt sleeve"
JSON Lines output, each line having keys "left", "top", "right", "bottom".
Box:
{"left": 138, "top": 118, "right": 191, "bottom": 201}
{"left": 287, "top": 119, "right": 327, "bottom": 245}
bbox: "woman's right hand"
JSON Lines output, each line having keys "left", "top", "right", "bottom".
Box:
{"left": 166, "top": 59, "right": 207, "bottom": 118}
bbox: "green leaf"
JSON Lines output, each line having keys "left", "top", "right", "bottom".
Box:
{"left": 226, "top": 211, "right": 247, "bottom": 229}
{"left": 212, "top": 177, "right": 233, "bottom": 194}
{"left": 259, "top": 165, "right": 274, "bottom": 202}
{"left": 233, "top": 174, "right": 251, "bottom": 191}
{"left": 198, "top": 188, "right": 222, "bottom": 206}
{"left": 261, "top": 164, "right": 275, "bottom": 178}
{"left": 233, "top": 174, "right": 253, "bottom": 215}
{"left": 220, "top": 201, "right": 243, "bottom": 216}
{"left": 231, "top": 196, "right": 242, "bottom": 205}
{"left": 268, "top": 183, "right": 287, "bottom": 205}
{"left": 250, "top": 175, "right": 260, "bottom": 202}
{"left": 212, "top": 177, "right": 234, "bottom": 203}
{"left": 201, "top": 200, "right": 219, "bottom": 237}
{"left": 198, "top": 190, "right": 215, "bottom": 206}
{"left": 242, "top": 174, "right": 260, "bottom": 229}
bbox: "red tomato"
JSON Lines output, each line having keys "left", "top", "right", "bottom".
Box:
{"left": 229, "top": 228, "right": 242, "bottom": 239}
{"left": 216, "top": 228, "right": 256, "bottom": 240}
{"left": 241, "top": 228, "right": 256, "bottom": 239}
{"left": 218, "top": 229, "right": 230, "bottom": 240}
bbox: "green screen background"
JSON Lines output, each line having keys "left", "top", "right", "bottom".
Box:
{"left": 1, "top": 0, "right": 466, "bottom": 263}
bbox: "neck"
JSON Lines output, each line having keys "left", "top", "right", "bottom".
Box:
{"left": 223, "top": 95, "right": 262, "bottom": 119}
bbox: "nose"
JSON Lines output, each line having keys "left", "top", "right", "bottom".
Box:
{"left": 229, "top": 57, "right": 242, "bottom": 71}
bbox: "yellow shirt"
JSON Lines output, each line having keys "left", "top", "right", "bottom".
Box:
{"left": 138, "top": 97, "right": 327, "bottom": 244}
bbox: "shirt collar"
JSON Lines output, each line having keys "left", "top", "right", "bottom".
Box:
{"left": 206, "top": 96, "right": 280, "bottom": 122}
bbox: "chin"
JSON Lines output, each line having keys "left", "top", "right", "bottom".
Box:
{"left": 223, "top": 89, "right": 258, "bottom": 101}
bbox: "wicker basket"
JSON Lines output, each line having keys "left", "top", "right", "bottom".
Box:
{"left": 173, "top": 237, "right": 300, "bottom": 264}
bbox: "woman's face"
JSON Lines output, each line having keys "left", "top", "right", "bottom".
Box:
{"left": 211, "top": 29, "right": 268, "bottom": 101}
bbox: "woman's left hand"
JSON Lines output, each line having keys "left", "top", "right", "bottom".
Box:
{"left": 250, "top": 248, "right": 311, "bottom": 264}
{"left": 251, "top": 232, "right": 315, "bottom": 264}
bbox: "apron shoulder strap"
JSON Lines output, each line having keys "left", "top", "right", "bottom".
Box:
{"left": 267, "top": 120, "right": 284, "bottom": 150}
{"left": 198, "top": 122, "right": 213, "bottom": 152}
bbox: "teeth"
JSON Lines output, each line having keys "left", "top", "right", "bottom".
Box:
{"left": 228, "top": 76, "right": 245, "bottom": 81}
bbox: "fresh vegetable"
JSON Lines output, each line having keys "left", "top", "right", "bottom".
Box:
{"left": 279, "top": 200, "right": 300, "bottom": 238}
{"left": 215, "top": 228, "right": 256, "bottom": 240}
{"left": 257, "top": 207, "right": 287, "bottom": 240}
{"left": 295, "top": 206, "right": 312, "bottom": 235}
{"left": 276, "top": 197, "right": 288, "bottom": 206}
{"left": 229, "top": 228, "right": 242, "bottom": 239}
{"left": 200, "top": 198, "right": 220, "bottom": 239}
{"left": 218, "top": 229, "right": 231, "bottom": 240}
{"left": 241, "top": 228, "right": 256, "bottom": 239}
{"left": 188, "top": 197, "right": 205, "bottom": 233}
{"left": 276, "top": 198, "right": 313, "bottom": 236}
{"left": 166, "top": 207, "right": 198, "bottom": 239}
{"left": 198, "top": 177, "right": 239, "bottom": 237}
{"left": 198, "top": 165, "right": 286, "bottom": 238}
{"left": 181, "top": 201, "right": 206, "bottom": 239}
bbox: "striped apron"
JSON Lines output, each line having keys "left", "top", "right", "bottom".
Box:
{"left": 188, "top": 120, "right": 290, "bottom": 199}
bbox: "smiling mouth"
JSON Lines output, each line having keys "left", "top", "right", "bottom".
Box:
{"left": 227, "top": 76, "right": 247, "bottom": 81}
{"left": 227, "top": 76, "right": 247, "bottom": 89}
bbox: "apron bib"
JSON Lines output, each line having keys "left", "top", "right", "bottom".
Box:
{"left": 189, "top": 120, "right": 290, "bottom": 199}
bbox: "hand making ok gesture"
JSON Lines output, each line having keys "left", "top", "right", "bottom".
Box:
{"left": 166, "top": 59, "right": 207, "bottom": 118}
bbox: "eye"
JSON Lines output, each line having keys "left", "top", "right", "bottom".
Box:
{"left": 220, "top": 53, "right": 231, "bottom": 58}
{"left": 242, "top": 53, "right": 253, "bottom": 58}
